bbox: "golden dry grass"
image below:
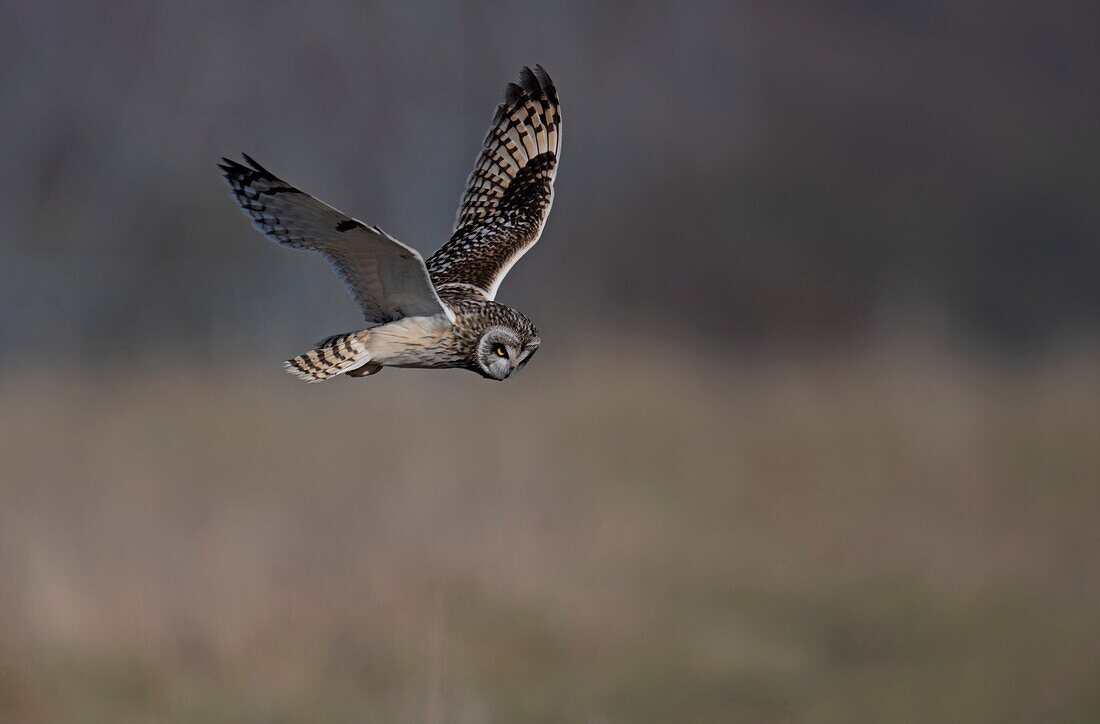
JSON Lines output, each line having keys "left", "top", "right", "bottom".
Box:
{"left": 1, "top": 343, "right": 1098, "bottom": 722}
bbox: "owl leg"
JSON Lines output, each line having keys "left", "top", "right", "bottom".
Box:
{"left": 346, "top": 363, "right": 383, "bottom": 378}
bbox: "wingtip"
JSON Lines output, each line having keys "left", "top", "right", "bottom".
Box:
{"left": 219, "top": 153, "right": 278, "bottom": 182}
{"left": 504, "top": 82, "right": 524, "bottom": 107}
{"left": 506, "top": 65, "right": 556, "bottom": 107}
{"left": 519, "top": 65, "right": 539, "bottom": 93}
{"left": 219, "top": 155, "right": 264, "bottom": 179}
{"left": 218, "top": 156, "right": 241, "bottom": 173}
{"left": 531, "top": 64, "right": 557, "bottom": 101}
{"left": 240, "top": 152, "right": 266, "bottom": 173}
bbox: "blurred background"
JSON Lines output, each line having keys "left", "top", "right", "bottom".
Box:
{"left": 2, "top": 1, "right": 1099, "bottom": 721}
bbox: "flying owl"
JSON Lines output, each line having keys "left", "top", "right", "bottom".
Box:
{"left": 219, "top": 65, "right": 560, "bottom": 382}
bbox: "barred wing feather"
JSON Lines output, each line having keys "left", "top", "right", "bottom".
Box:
{"left": 220, "top": 155, "right": 451, "bottom": 326}
{"left": 427, "top": 65, "right": 561, "bottom": 300}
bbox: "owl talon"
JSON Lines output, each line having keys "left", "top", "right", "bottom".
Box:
{"left": 347, "top": 363, "right": 383, "bottom": 378}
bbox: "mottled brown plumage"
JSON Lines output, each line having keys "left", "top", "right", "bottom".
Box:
{"left": 429, "top": 65, "right": 560, "bottom": 298}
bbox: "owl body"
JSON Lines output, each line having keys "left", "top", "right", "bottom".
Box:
{"left": 353, "top": 314, "right": 460, "bottom": 370}
{"left": 299, "top": 292, "right": 539, "bottom": 382}
{"left": 220, "top": 65, "right": 559, "bottom": 383}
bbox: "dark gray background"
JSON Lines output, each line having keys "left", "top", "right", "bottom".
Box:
{"left": 3, "top": 1, "right": 1097, "bottom": 360}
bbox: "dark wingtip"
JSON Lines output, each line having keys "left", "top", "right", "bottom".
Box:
{"left": 505, "top": 65, "right": 556, "bottom": 108}
{"left": 519, "top": 66, "right": 540, "bottom": 95}
{"left": 531, "top": 64, "right": 557, "bottom": 103}
{"left": 219, "top": 156, "right": 242, "bottom": 172}
{"left": 504, "top": 82, "right": 524, "bottom": 107}
{"left": 240, "top": 153, "right": 267, "bottom": 173}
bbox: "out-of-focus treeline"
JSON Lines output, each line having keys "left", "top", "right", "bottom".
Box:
{"left": 2, "top": 1, "right": 1097, "bottom": 361}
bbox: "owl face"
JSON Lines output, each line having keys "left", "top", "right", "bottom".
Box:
{"left": 475, "top": 325, "right": 540, "bottom": 380}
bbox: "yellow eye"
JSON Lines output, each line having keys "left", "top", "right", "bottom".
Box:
{"left": 493, "top": 344, "right": 507, "bottom": 358}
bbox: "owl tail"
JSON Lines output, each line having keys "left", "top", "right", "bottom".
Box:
{"left": 283, "top": 331, "right": 377, "bottom": 383}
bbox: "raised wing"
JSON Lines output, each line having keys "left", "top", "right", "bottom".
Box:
{"left": 427, "top": 65, "right": 561, "bottom": 299}
{"left": 220, "top": 155, "right": 452, "bottom": 326}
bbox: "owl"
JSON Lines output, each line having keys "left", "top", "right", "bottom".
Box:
{"left": 220, "top": 65, "right": 560, "bottom": 382}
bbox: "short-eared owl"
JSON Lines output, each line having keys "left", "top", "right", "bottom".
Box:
{"left": 220, "top": 65, "right": 560, "bottom": 382}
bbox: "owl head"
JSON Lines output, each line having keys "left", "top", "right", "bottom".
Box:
{"left": 474, "top": 310, "right": 540, "bottom": 381}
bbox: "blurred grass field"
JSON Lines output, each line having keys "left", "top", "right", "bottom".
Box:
{"left": 1, "top": 342, "right": 1098, "bottom": 723}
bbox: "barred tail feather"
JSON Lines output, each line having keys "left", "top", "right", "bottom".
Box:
{"left": 284, "top": 331, "right": 373, "bottom": 383}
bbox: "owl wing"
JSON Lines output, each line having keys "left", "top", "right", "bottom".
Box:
{"left": 220, "top": 155, "right": 452, "bottom": 326}
{"left": 427, "top": 65, "right": 561, "bottom": 300}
